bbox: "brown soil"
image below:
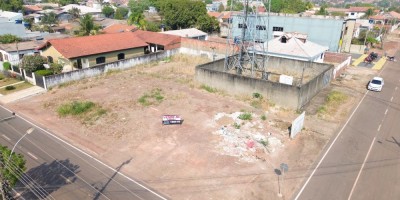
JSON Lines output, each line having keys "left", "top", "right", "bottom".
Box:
{"left": 6, "top": 35, "right": 400, "bottom": 199}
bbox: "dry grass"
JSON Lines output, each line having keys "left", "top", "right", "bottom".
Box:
{"left": 0, "top": 82, "right": 33, "bottom": 95}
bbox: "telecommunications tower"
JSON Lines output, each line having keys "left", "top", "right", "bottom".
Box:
{"left": 224, "top": 0, "right": 270, "bottom": 79}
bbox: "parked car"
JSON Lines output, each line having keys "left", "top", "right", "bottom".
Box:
{"left": 368, "top": 77, "right": 384, "bottom": 92}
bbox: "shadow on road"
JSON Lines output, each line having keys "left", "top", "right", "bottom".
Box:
{"left": 16, "top": 159, "right": 80, "bottom": 199}
{"left": 92, "top": 158, "right": 132, "bottom": 200}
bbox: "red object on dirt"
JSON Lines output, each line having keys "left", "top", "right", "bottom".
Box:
{"left": 247, "top": 140, "right": 255, "bottom": 148}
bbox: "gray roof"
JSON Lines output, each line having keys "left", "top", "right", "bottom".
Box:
{"left": 0, "top": 21, "right": 27, "bottom": 38}
{"left": 161, "top": 28, "right": 207, "bottom": 38}
{"left": 0, "top": 40, "right": 44, "bottom": 52}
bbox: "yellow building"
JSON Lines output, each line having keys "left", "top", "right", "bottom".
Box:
{"left": 38, "top": 32, "right": 148, "bottom": 72}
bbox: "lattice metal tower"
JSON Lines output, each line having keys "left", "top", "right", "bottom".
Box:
{"left": 224, "top": 0, "right": 270, "bottom": 78}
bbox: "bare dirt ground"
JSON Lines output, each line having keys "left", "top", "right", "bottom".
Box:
{"left": 6, "top": 35, "right": 400, "bottom": 200}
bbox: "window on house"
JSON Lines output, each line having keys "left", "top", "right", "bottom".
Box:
{"left": 47, "top": 56, "right": 53, "bottom": 63}
{"left": 19, "top": 54, "right": 24, "bottom": 59}
{"left": 96, "top": 56, "right": 106, "bottom": 64}
{"left": 117, "top": 53, "right": 125, "bottom": 60}
{"left": 238, "top": 23, "right": 247, "bottom": 29}
{"left": 351, "top": 13, "right": 355, "bottom": 15}
{"left": 320, "top": 53, "right": 323, "bottom": 59}
{"left": 273, "top": 27, "right": 283, "bottom": 32}
{"left": 256, "top": 25, "right": 266, "bottom": 30}
{"left": 0, "top": 52, "right": 3, "bottom": 61}
{"left": 281, "top": 36, "right": 287, "bottom": 43}
{"left": 4, "top": 54, "right": 8, "bottom": 61}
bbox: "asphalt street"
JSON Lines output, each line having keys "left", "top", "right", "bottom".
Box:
{"left": 294, "top": 53, "right": 400, "bottom": 200}
{"left": 0, "top": 105, "right": 168, "bottom": 200}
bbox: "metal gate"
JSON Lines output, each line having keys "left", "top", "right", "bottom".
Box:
{"left": 34, "top": 73, "right": 45, "bottom": 88}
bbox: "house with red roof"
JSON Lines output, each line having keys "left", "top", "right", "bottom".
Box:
{"left": 102, "top": 24, "right": 138, "bottom": 34}
{"left": 38, "top": 32, "right": 148, "bottom": 71}
{"left": 347, "top": 7, "right": 374, "bottom": 19}
{"left": 37, "top": 31, "right": 181, "bottom": 71}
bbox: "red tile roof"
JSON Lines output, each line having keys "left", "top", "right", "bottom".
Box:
{"left": 390, "top": 11, "right": 400, "bottom": 19}
{"left": 23, "top": 5, "right": 42, "bottom": 12}
{"left": 132, "top": 30, "right": 181, "bottom": 46}
{"left": 348, "top": 7, "right": 373, "bottom": 12}
{"left": 39, "top": 32, "right": 148, "bottom": 59}
{"left": 370, "top": 15, "right": 385, "bottom": 20}
{"left": 207, "top": 12, "right": 223, "bottom": 18}
{"left": 102, "top": 24, "right": 137, "bottom": 34}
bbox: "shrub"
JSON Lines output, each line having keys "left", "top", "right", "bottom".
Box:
{"left": 233, "top": 122, "right": 241, "bottom": 129}
{"left": 238, "top": 112, "right": 252, "bottom": 120}
{"left": 252, "top": 92, "right": 262, "bottom": 99}
{"left": 261, "top": 115, "right": 266, "bottom": 120}
{"left": 57, "top": 101, "right": 95, "bottom": 116}
{"left": 35, "top": 69, "right": 53, "bottom": 76}
{"left": 200, "top": 84, "right": 217, "bottom": 93}
{"left": 3, "top": 62, "right": 11, "bottom": 71}
{"left": 5, "top": 85, "right": 15, "bottom": 90}
{"left": 138, "top": 88, "right": 165, "bottom": 106}
{"left": 50, "top": 63, "right": 63, "bottom": 74}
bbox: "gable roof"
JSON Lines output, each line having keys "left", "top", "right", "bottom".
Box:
{"left": 389, "top": 11, "right": 400, "bottom": 19}
{"left": 103, "top": 24, "right": 137, "bottom": 34}
{"left": 23, "top": 5, "right": 43, "bottom": 12}
{"left": 133, "top": 30, "right": 181, "bottom": 46}
{"left": 348, "top": 7, "right": 372, "bottom": 12}
{"left": 0, "top": 41, "right": 43, "bottom": 52}
{"left": 249, "top": 34, "right": 328, "bottom": 60}
{"left": 39, "top": 32, "right": 148, "bottom": 59}
{"left": 207, "top": 12, "right": 223, "bottom": 19}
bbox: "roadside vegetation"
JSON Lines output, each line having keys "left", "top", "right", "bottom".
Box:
{"left": 0, "top": 82, "right": 32, "bottom": 95}
{"left": 317, "top": 90, "right": 348, "bottom": 116}
{"left": 57, "top": 100, "right": 107, "bottom": 124}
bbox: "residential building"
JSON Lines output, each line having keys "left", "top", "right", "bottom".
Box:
{"left": 133, "top": 30, "right": 181, "bottom": 52}
{"left": 0, "top": 41, "right": 42, "bottom": 67}
{"left": 347, "top": 7, "right": 372, "bottom": 19}
{"left": 61, "top": 4, "right": 102, "bottom": 17}
{"left": 206, "top": 2, "right": 223, "bottom": 12}
{"left": 38, "top": 32, "right": 148, "bottom": 71}
{"left": 249, "top": 32, "right": 329, "bottom": 63}
{"left": 0, "top": 18, "right": 27, "bottom": 38}
{"left": 161, "top": 28, "right": 208, "bottom": 40}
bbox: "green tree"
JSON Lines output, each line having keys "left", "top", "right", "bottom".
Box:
{"left": 19, "top": 55, "right": 47, "bottom": 72}
{"left": 0, "top": 34, "right": 21, "bottom": 44}
{"left": 316, "top": 6, "right": 328, "bottom": 15}
{"left": 0, "top": 0, "right": 23, "bottom": 12}
{"left": 102, "top": 5, "right": 115, "bottom": 18}
{"left": 68, "top": 7, "right": 81, "bottom": 20}
{"left": 205, "top": 0, "right": 212, "bottom": 4}
{"left": 146, "top": 21, "right": 161, "bottom": 32}
{"left": 58, "top": 0, "right": 78, "bottom": 6}
{"left": 0, "top": 144, "right": 26, "bottom": 199}
{"left": 218, "top": 4, "right": 225, "bottom": 12}
{"left": 365, "top": 8, "right": 374, "bottom": 18}
{"left": 227, "top": 0, "right": 244, "bottom": 11}
{"left": 41, "top": 12, "right": 59, "bottom": 26}
{"left": 158, "top": 0, "right": 207, "bottom": 30}
{"left": 196, "top": 15, "right": 220, "bottom": 33}
{"left": 265, "top": 0, "right": 307, "bottom": 13}
{"left": 115, "top": 7, "right": 129, "bottom": 19}
{"left": 78, "top": 14, "right": 100, "bottom": 36}
{"left": 50, "top": 63, "right": 63, "bottom": 74}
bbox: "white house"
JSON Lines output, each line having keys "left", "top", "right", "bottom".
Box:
{"left": 62, "top": 4, "right": 102, "bottom": 17}
{"left": 346, "top": 7, "right": 372, "bottom": 19}
{"left": 0, "top": 41, "right": 43, "bottom": 67}
{"left": 249, "top": 33, "right": 329, "bottom": 63}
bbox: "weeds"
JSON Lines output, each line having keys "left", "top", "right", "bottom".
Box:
{"left": 261, "top": 115, "right": 267, "bottom": 120}
{"left": 200, "top": 84, "right": 217, "bottom": 93}
{"left": 238, "top": 112, "right": 252, "bottom": 120}
{"left": 233, "top": 122, "right": 241, "bottom": 129}
{"left": 317, "top": 90, "right": 348, "bottom": 114}
{"left": 259, "top": 140, "right": 268, "bottom": 147}
{"left": 138, "top": 88, "right": 165, "bottom": 106}
{"left": 57, "top": 100, "right": 107, "bottom": 124}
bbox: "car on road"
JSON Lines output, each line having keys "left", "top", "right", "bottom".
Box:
{"left": 368, "top": 77, "right": 384, "bottom": 92}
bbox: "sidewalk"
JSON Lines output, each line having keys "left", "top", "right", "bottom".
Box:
{"left": 0, "top": 86, "right": 46, "bottom": 104}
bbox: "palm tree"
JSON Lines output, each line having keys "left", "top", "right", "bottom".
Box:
{"left": 365, "top": 8, "right": 374, "bottom": 18}
{"left": 78, "top": 14, "right": 99, "bottom": 36}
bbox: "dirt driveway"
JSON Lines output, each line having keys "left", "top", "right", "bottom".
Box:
{"left": 5, "top": 42, "right": 395, "bottom": 200}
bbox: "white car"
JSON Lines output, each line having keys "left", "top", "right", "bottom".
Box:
{"left": 368, "top": 77, "right": 384, "bottom": 92}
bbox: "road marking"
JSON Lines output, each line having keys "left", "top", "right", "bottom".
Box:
{"left": 348, "top": 137, "right": 377, "bottom": 200}
{"left": 385, "top": 109, "right": 388, "bottom": 115}
{"left": 378, "top": 124, "right": 381, "bottom": 132}
{"left": 2, "top": 134, "right": 10, "bottom": 141}
{"left": 27, "top": 152, "right": 38, "bottom": 160}
{"left": 0, "top": 105, "right": 167, "bottom": 200}
{"left": 294, "top": 90, "right": 370, "bottom": 200}
{"left": 391, "top": 96, "right": 394, "bottom": 102}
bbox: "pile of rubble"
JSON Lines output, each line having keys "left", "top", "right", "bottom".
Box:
{"left": 213, "top": 112, "right": 284, "bottom": 162}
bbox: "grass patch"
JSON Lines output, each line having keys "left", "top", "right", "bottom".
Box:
{"left": 317, "top": 90, "right": 348, "bottom": 114}
{"left": 138, "top": 88, "right": 165, "bottom": 106}
{"left": 238, "top": 112, "right": 252, "bottom": 120}
{"left": 0, "top": 77, "right": 21, "bottom": 87}
{"left": 259, "top": 139, "right": 268, "bottom": 147}
{"left": 57, "top": 100, "right": 107, "bottom": 124}
{"left": 233, "top": 122, "right": 241, "bottom": 129}
{"left": 200, "top": 84, "right": 217, "bottom": 93}
{"left": 0, "top": 82, "right": 32, "bottom": 95}
{"left": 261, "top": 115, "right": 267, "bottom": 120}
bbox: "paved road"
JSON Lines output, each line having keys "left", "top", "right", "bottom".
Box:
{"left": 0, "top": 105, "right": 168, "bottom": 200}
{"left": 294, "top": 54, "right": 400, "bottom": 200}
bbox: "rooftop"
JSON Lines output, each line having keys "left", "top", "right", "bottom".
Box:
{"left": 133, "top": 30, "right": 181, "bottom": 46}
{"left": 161, "top": 28, "right": 207, "bottom": 38}
{"left": 39, "top": 32, "right": 148, "bottom": 59}
{"left": 102, "top": 24, "right": 137, "bottom": 34}
{"left": 0, "top": 40, "right": 44, "bottom": 52}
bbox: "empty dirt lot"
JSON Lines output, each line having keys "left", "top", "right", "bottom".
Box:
{"left": 7, "top": 54, "right": 383, "bottom": 199}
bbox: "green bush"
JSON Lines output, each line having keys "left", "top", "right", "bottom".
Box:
{"left": 5, "top": 85, "right": 15, "bottom": 90}
{"left": 57, "top": 101, "right": 95, "bottom": 116}
{"left": 261, "top": 115, "right": 266, "bottom": 120}
{"left": 200, "top": 84, "right": 217, "bottom": 93}
{"left": 35, "top": 69, "right": 53, "bottom": 76}
{"left": 3, "top": 62, "right": 11, "bottom": 71}
{"left": 238, "top": 112, "right": 252, "bottom": 120}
